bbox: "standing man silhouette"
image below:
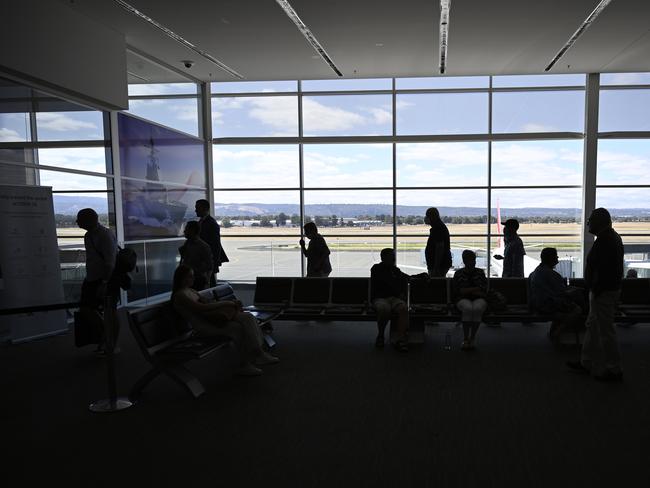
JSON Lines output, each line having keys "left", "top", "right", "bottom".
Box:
{"left": 567, "top": 208, "right": 624, "bottom": 381}
{"left": 299, "top": 222, "right": 332, "bottom": 277}
{"left": 495, "top": 218, "right": 526, "bottom": 277}
{"left": 195, "top": 199, "right": 229, "bottom": 287}
{"left": 424, "top": 207, "right": 452, "bottom": 277}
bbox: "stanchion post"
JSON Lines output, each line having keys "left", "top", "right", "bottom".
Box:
{"left": 89, "top": 295, "right": 132, "bottom": 413}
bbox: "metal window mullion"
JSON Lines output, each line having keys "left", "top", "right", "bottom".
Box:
{"left": 298, "top": 80, "right": 305, "bottom": 277}
{"left": 108, "top": 110, "right": 127, "bottom": 304}
{"left": 487, "top": 75, "right": 493, "bottom": 278}
{"left": 392, "top": 77, "right": 397, "bottom": 254}
{"left": 128, "top": 94, "right": 198, "bottom": 100}
{"left": 200, "top": 82, "right": 215, "bottom": 209}
{"left": 582, "top": 73, "right": 600, "bottom": 269}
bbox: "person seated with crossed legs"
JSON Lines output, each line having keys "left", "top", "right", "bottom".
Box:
{"left": 172, "top": 264, "right": 278, "bottom": 376}
{"left": 370, "top": 248, "right": 410, "bottom": 352}
{"left": 453, "top": 250, "right": 488, "bottom": 350}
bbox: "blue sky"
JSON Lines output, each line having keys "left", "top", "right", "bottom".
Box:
{"left": 2, "top": 75, "right": 649, "bottom": 214}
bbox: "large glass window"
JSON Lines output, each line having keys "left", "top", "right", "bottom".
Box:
{"left": 304, "top": 144, "right": 392, "bottom": 188}
{"left": 397, "top": 93, "right": 488, "bottom": 135}
{"left": 35, "top": 111, "right": 106, "bottom": 141}
{"left": 598, "top": 77, "right": 650, "bottom": 268}
{"left": 213, "top": 145, "right": 299, "bottom": 189}
{"left": 302, "top": 95, "right": 392, "bottom": 136}
{"left": 599, "top": 89, "right": 650, "bottom": 132}
{"left": 492, "top": 91, "right": 584, "bottom": 133}
{"left": 491, "top": 140, "right": 582, "bottom": 186}
{"left": 212, "top": 96, "right": 298, "bottom": 137}
{"left": 397, "top": 142, "right": 488, "bottom": 187}
{"left": 127, "top": 98, "right": 200, "bottom": 136}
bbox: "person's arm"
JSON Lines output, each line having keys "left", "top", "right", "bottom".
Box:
{"left": 98, "top": 231, "right": 117, "bottom": 281}
{"left": 174, "top": 290, "right": 235, "bottom": 313}
{"left": 200, "top": 243, "right": 213, "bottom": 276}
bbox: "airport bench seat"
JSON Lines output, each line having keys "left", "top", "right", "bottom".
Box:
{"left": 128, "top": 283, "right": 277, "bottom": 401}
{"left": 127, "top": 300, "right": 232, "bottom": 401}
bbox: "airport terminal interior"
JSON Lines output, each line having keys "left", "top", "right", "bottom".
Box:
{"left": 2, "top": 0, "right": 650, "bottom": 485}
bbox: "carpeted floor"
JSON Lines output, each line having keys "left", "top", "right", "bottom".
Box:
{"left": 3, "top": 319, "right": 650, "bottom": 487}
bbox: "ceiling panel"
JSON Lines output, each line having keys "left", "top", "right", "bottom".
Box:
{"left": 61, "top": 0, "right": 650, "bottom": 83}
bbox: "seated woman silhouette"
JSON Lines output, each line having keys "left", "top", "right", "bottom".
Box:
{"left": 453, "top": 250, "right": 488, "bottom": 350}
{"left": 171, "top": 264, "right": 278, "bottom": 376}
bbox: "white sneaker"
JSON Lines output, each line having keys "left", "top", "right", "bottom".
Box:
{"left": 237, "top": 363, "right": 263, "bottom": 376}
{"left": 255, "top": 352, "right": 280, "bottom": 366}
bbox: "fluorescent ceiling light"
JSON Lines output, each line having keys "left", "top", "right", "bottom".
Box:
{"left": 113, "top": 0, "right": 244, "bottom": 79}
{"left": 275, "top": 0, "right": 343, "bottom": 77}
{"left": 545, "top": 0, "right": 614, "bottom": 72}
{"left": 439, "top": 0, "right": 451, "bottom": 74}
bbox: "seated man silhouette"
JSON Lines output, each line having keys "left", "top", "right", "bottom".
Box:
{"left": 370, "top": 248, "right": 410, "bottom": 352}
{"left": 178, "top": 220, "right": 213, "bottom": 291}
{"left": 529, "top": 247, "right": 584, "bottom": 345}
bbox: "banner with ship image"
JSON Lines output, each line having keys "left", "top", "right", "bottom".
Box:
{"left": 118, "top": 113, "right": 207, "bottom": 240}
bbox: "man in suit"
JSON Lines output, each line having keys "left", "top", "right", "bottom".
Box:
{"left": 195, "top": 199, "right": 229, "bottom": 286}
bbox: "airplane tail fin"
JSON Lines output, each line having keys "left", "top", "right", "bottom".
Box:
{"left": 496, "top": 198, "right": 503, "bottom": 249}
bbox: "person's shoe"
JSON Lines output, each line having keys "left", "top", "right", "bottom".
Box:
{"left": 594, "top": 370, "right": 623, "bottom": 382}
{"left": 566, "top": 360, "right": 590, "bottom": 375}
{"left": 375, "top": 335, "right": 385, "bottom": 348}
{"left": 255, "top": 352, "right": 279, "bottom": 366}
{"left": 237, "top": 363, "right": 263, "bottom": 376}
{"left": 461, "top": 340, "right": 471, "bottom": 351}
{"left": 392, "top": 339, "right": 408, "bottom": 352}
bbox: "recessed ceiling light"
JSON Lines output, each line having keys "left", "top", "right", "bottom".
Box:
{"left": 375, "top": 43, "right": 384, "bottom": 47}
{"left": 439, "top": 0, "right": 451, "bottom": 74}
{"left": 545, "top": 0, "right": 613, "bottom": 72}
{"left": 275, "top": 0, "right": 343, "bottom": 77}
{"left": 113, "top": 0, "right": 244, "bottom": 79}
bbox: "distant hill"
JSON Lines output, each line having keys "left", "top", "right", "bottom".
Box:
{"left": 54, "top": 195, "right": 108, "bottom": 214}
{"left": 52, "top": 195, "right": 650, "bottom": 219}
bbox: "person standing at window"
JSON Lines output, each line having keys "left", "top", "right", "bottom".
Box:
{"left": 299, "top": 222, "right": 332, "bottom": 277}
{"left": 567, "top": 208, "right": 624, "bottom": 381}
{"left": 195, "top": 199, "right": 229, "bottom": 286}
{"left": 425, "top": 207, "right": 452, "bottom": 277}
{"left": 179, "top": 221, "right": 213, "bottom": 291}
{"left": 77, "top": 208, "right": 117, "bottom": 354}
{"left": 495, "top": 219, "right": 526, "bottom": 277}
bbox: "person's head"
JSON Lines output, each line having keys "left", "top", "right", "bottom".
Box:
{"left": 380, "top": 248, "right": 396, "bottom": 266}
{"left": 195, "top": 199, "right": 211, "bottom": 218}
{"left": 462, "top": 250, "right": 476, "bottom": 269}
{"left": 303, "top": 222, "right": 318, "bottom": 239}
{"left": 587, "top": 207, "right": 612, "bottom": 236}
{"left": 540, "top": 247, "right": 559, "bottom": 268}
{"left": 424, "top": 207, "right": 440, "bottom": 226}
{"left": 172, "top": 264, "right": 194, "bottom": 293}
{"left": 183, "top": 220, "right": 200, "bottom": 239}
{"left": 76, "top": 208, "right": 99, "bottom": 230}
{"left": 503, "top": 219, "right": 519, "bottom": 238}
{"left": 626, "top": 269, "right": 638, "bottom": 278}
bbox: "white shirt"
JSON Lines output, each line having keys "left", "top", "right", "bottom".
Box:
{"left": 84, "top": 224, "right": 117, "bottom": 282}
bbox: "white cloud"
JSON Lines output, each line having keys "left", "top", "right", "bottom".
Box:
{"left": 597, "top": 149, "right": 650, "bottom": 184}
{"left": 0, "top": 128, "right": 23, "bottom": 142}
{"left": 37, "top": 113, "right": 97, "bottom": 132}
{"left": 521, "top": 123, "right": 559, "bottom": 132}
{"left": 38, "top": 148, "right": 107, "bottom": 173}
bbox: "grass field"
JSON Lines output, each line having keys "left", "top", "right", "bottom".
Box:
{"left": 57, "top": 222, "right": 650, "bottom": 249}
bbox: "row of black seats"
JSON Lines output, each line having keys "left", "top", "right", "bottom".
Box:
{"left": 248, "top": 276, "right": 650, "bottom": 322}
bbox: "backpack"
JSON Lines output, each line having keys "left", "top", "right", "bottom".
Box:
{"left": 109, "top": 247, "right": 138, "bottom": 292}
